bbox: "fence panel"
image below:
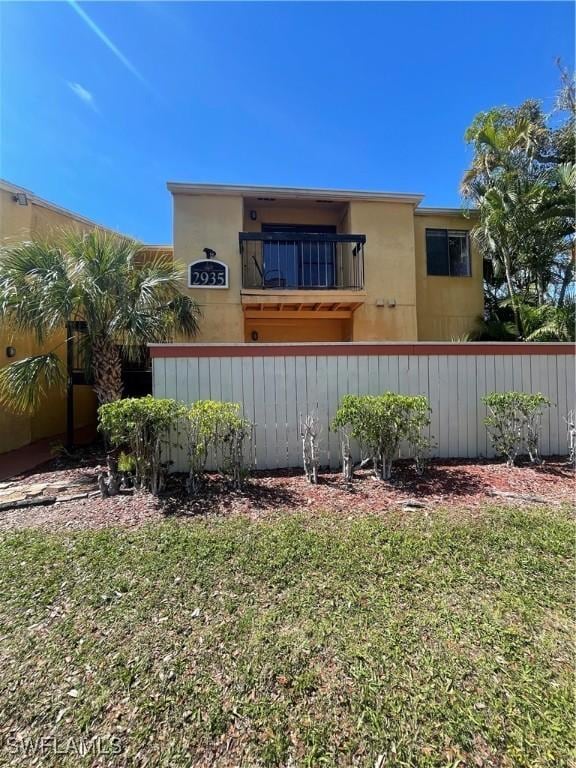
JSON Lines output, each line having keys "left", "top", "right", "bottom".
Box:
{"left": 151, "top": 343, "right": 575, "bottom": 471}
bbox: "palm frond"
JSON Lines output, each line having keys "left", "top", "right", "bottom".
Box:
{"left": 0, "top": 237, "right": 73, "bottom": 342}
{"left": 0, "top": 228, "right": 201, "bottom": 408}
{"left": 523, "top": 300, "right": 575, "bottom": 341}
{"left": 115, "top": 257, "right": 200, "bottom": 347}
{"left": 0, "top": 353, "right": 66, "bottom": 415}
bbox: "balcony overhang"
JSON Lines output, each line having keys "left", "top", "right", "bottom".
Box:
{"left": 241, "top": 289, "right": 366, "bottom": 319}
{"left": 167, "top": 182, "right": 424, "bottom": 206}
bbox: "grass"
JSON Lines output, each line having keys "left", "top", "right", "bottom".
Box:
{"left": 0, "top": 506, "right": 573, "bottom": 767}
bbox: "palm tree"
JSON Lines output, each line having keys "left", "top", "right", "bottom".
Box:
{"left": 0, "top": 228, "right": 200, "bottom": 413}
{"left": 462, "top": 93, "right": 575, "bottom": 338}
{"left": 461, "top": 107, "right": 542, "bottom": 336}
{"left": 471, "top": 298, "right": 575, "bottom": 342}
{"left": 521, "top": 299, "right": 575, "bottom": 341}
{"left": 538, "top": 163, "right": 576, "bottom": 307}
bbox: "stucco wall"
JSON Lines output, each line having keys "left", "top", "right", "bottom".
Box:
{"left": 414, "top": 214, "right": 484, "bottom": 340}
{"left": 244, "top": 317, "right": 350, "bottom": 343}
{"left": 0, "top": 189, "right": 35, "bottom": 451}
{"left": 0, "top": 327, "right": 97, "bottom": 453}
{"left": 32, "top": 204, "right": 86, "bottom": 237}
{"left": 173, "top": 193, "right": 245, "bottom": 342}
{"left": 348, "top": 200, "right": 419, "bottom": 341}
{"left": 0, "top": 189, "right": 98, "bottom": 453}
{"left": 0, "top": 331, "right": 34, "bottom": 453}
{"left": 242, "top": 203, "right": 345, "bottom": 233}
{"left": 0, "top": 187, "right": 33, "bottom": 243}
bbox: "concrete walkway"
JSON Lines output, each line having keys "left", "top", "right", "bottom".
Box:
{"left": 0, "top": 426, "right": 97, "bottom": 481}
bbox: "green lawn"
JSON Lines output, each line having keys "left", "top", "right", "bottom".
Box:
{"left": 0, "top": 507, "right": 573, "bottom": 767}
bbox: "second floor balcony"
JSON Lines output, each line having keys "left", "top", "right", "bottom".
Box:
{"left": 240, "top": 230, "right": 366, "bottom": 291}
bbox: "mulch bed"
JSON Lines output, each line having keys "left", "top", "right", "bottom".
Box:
{"left": 0, "top": 445, "right": 573, "bottom": 532}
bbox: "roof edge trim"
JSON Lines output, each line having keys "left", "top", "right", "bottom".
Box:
{"left": 415, "top": 206, "right": 478, "bottom": 217}
{"left": 167, "top": 182, "right": 424, "bottom": 205}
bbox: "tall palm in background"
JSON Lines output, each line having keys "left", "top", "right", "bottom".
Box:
{"left": 462, "top": 69, "right": 575, "bottom": 341}
{"left": 0, "top": 229, "right": 200, "bottom": 413}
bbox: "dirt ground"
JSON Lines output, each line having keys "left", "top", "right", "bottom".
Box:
{"left": 0, "top": 444, "right": 573, "bottom": 532}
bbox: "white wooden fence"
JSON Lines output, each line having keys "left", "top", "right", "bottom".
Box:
{"left": 150, "top": 342, "right": 575, "bottom": 471}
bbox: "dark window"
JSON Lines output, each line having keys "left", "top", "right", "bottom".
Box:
{"left": 426, "top": 229, "right": 448, "bottom": 275}
{"left": 426, "top": 229, "right": 470, "bottom": 276}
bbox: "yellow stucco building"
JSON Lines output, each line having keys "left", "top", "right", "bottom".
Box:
{"left": 0, "top": 180, "right": 106, "bottom": 453}
{"left": 1, "top": 179, "right": 483, "bottom": 454}
{"left": 170, "top": 183, "right": 483, "bottom": 344}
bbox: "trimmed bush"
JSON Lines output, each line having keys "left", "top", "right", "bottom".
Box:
{"left": 98, "top": 396, "right": 185, "bottom": 494}
{"left": 184, "top": 400, "right": 253, "bottom": 492}
{"left": 331, "top": 393, "right": 431, "bottom": 480}
{"left": 99, "top": 397, "right": 254, "bottom": 496}
{"left": 482, "top": 391, "right": 551, "bottom": 466}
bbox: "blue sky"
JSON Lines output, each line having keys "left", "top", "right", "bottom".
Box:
{"left": 1, "top": 1, "right": 573, "bottom": 243}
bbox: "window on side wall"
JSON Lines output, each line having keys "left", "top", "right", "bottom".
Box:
{"left": 426, "top": 229, "right": 471, "bottom": 276}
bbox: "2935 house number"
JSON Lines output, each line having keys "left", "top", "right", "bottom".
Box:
{"left": 188, "top": 259, "right": 229, "bottom": 289}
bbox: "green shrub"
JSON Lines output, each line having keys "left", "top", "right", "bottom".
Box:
{"left": 212, "top": 403, "right": 253, "bottom": 488}
{"left": 482, "top": 391, "right": 552, "bottom": 466}
{"left": 98, "top": 396, "right": 185, "bottom": 494}
{"left": 117, "top": 451, "right": 136, "bottom": 474}
{"left": 331, "top": 393, "right": 431, "bottom": 480}
{"left": 184, "top": 400, "right": 253, "bottom": 492}
{"left": 184, "top": 400, "right": 220, "bottom": 492}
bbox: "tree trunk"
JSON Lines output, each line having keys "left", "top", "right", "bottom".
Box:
{"left": 91, "top": 338, "right": 123, "bottom": 404}
{"left": 537, "top": 277, "right": 545, "bottom": 307}
{"left": 503, "top": 253, "right": 523, "bottom": 338}
{"left": 558, "top": 256, "right": 574, "bottom": 308}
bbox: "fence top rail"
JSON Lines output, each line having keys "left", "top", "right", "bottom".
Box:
{"left": 149, "top": 342, "right": 575, "bottom": 359}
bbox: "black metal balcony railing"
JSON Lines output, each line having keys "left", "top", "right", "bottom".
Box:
{"left": 240, "top": 232, "right": 365, "bottom": 290}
